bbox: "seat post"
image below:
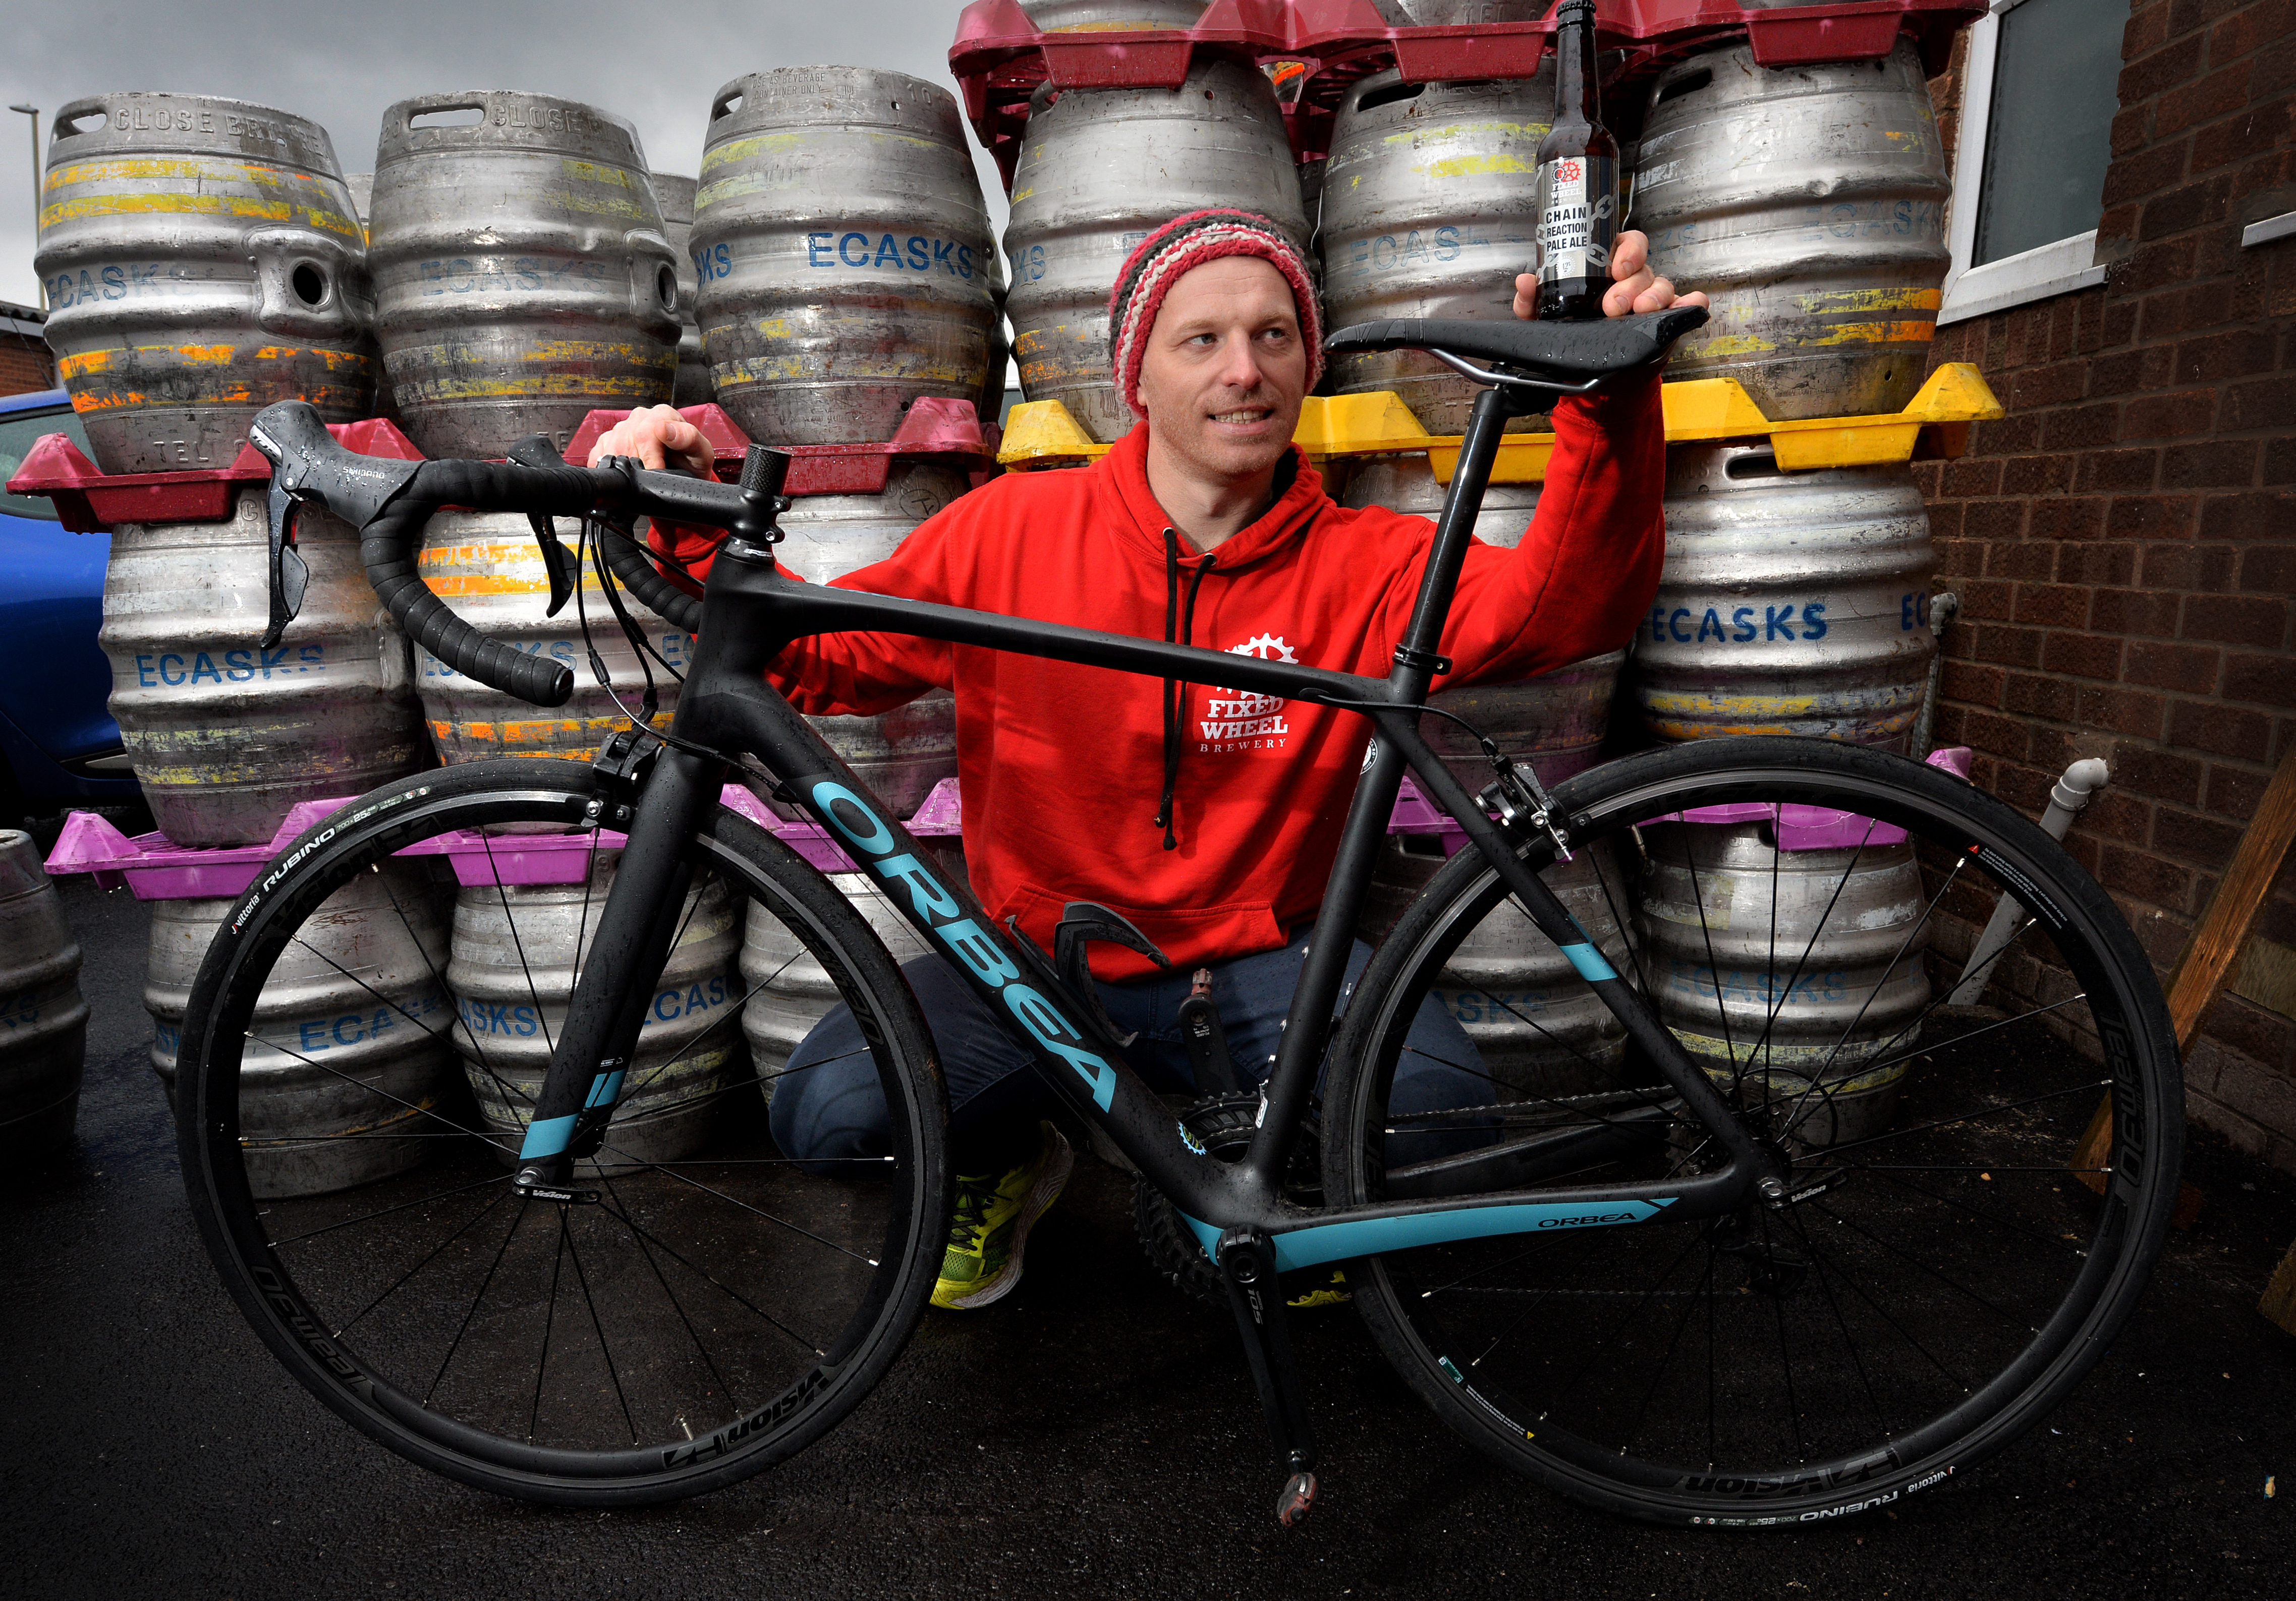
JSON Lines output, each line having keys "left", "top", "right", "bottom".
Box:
{"left": 1389, "top": 382, "right": 1516, "bottom": 699}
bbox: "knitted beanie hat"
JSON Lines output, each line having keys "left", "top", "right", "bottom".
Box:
{"left": 1107, "top": 208, "right": 1323, "bottom": 419}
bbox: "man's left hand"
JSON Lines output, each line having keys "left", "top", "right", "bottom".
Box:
{"left": 1512, "top": 230, "right": 1709, "bottom": 320}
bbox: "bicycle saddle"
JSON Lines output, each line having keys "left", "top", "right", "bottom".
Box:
{"left": 1322, "top": 304, "right": 1707, "bottom": 384}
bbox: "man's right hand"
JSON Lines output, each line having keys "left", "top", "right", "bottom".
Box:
{"left": 585, "top": 403, "right": 717, "bottom": 476}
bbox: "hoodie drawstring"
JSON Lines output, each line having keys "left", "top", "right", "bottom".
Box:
{"left": 1156, "top": 526, "right": 1213, "bottom": 851}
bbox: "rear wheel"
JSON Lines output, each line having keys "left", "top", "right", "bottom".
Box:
{"left": 176, "top": 761, "right": 947, "bottom": 1505}
{"left": 1324, "top": 736, "right": 2181, "bottom": 1526}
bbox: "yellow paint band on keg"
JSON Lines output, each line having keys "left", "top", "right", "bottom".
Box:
{"left": 392, "top": 372, "right": 675, "bottom": 402}
{"left": 533, "top": 186, "right": 652, "bottom": 222}
{"left": 720, "top": 353, "right": 983, "bottom": 385}
{"left": 40, "top": 189, "right": 359, "bottom": 239}
{"left": 60, "top": 343, "right": 374, "bottom": 375}
{"left": 1799, "top": 319, "right": 1937, "bottom": 349}
{"left": 1793, "top": 287, "right": 1944, "bottom": 315}
{"left": 1425, "top": 151, "right": 1541, "bottom": 180}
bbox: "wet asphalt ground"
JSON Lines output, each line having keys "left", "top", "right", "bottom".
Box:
{"left": 6, "top": 873, "right": 2296, "bottom": 1601}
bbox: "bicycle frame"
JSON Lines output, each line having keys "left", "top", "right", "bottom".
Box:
{"left": 516, "top": 379, "right": 1781, "bottom": 1271}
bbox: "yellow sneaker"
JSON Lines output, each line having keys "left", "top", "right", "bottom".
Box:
{"left": 932, "top": 1122, "right": 1074, "bottom": 1310}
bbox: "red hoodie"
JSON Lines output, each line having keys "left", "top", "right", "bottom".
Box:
{"left": 681, "top": 365, "right": 1664, "bottom": 980}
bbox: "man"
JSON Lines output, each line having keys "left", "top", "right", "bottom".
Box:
{"left": 592, "top": 210, "right": 1703, "bottom": 1310}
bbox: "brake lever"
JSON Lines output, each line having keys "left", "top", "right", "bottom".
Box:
{"left": 261, "top": 475, "right": 309, "bottom": 650}
{"left": 507, "top": 434, "right": 580, "bottom": 616}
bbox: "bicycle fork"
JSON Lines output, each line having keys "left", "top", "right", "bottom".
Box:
{"left": 509, "top": 744, "right": 724, "bottom": 1197}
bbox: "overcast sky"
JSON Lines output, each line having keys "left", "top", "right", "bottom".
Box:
{"left": 0, "top": 0, "right": 1011, "bottom": 313}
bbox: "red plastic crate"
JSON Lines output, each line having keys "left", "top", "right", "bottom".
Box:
{"left": 562, "top": 398, "right": 1002, "bottom": 498}
{"left": 5, "top": 418, "right": 424, "bottom": 535}
{"left": 950, "top": 0, "right": 1982, "bottom": 187}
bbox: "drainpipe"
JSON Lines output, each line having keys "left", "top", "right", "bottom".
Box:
{"left": 1946, "top": 756, "right": 2113, "bottom": 1006}
{"left": 1912, "top": 590, "right": 1959, "bottom": 760}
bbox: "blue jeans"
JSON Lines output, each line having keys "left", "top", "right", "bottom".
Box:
{"left": 768, "top": 926, "right": 1493, "bottom": 1173}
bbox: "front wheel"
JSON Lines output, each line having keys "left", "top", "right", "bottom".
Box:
{"left": 1324, "top": 736, "right": 2181, "bottom": 1526}
{"left": 175, "top": 761, "right": 948, "bottom": 1505}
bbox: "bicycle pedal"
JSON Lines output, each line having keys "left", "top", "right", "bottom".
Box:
{"left": 513, "top": 1179, "right": 600, "bottom": 1205}
{"left": 1276, "top": 1470, "right": 1318, "bottom": 1527}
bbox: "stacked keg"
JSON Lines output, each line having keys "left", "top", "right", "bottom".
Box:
{"left": 652, "top": 173, "right": 714, "bottom": 406}
{"left": 0, "top": 832, "right": 88, "bottom": 1157}
{"left": 1319, "top": 48, "right": 1554, "bottom": 434}
{"left": 448, "top": 862, "right": 750, "bottom": 1170}
{"left": 368, "top": 90, "right": 682, "bottom": 460}
{"left": 1626, "top": 37, "right": 1955, "bottom": 1139}
{"left": 693, "top": 67, "right": 1000, "bottom": 444}
{"left": 1314, "top": 15, "right": 1629, "bottom": 1103}
{"left": 692, "top": 66, "right": 1002, "bottom": 816}
{"left": 412, "top": 510, "right": 692, "bottom": 763}
{"left": 98, "top": 485, "right": 427, "bottom": 845}
{"left": 145, "top": 865, "right": 460, "bottom": 1196}
{"left": 1345, "top": 466, "right": 1636, "bottom": 1101}
{"left": 1002, "top": 34, "right": 1306, "bottom": 441}
{"left": 36, "top": 93, "right": 377, "bottom": 472}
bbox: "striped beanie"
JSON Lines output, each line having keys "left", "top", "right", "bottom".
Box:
{"left": 1107, "top": 208, "right": 1323, "bottom": 419}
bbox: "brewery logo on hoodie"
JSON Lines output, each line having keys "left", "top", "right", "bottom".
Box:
{"left": 1201, "top": 634, "right": 1297, "bottom": 755}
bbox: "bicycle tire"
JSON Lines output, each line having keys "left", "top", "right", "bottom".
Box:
{"left": 175, "top": 760, "right": 949, "bottom": 1506}
{"left": 1322, "top": 736, "right": 2181, "bottom": 1527}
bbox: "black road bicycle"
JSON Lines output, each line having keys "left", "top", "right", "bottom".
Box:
{"left": 176, "top": 307, "right": 2182, "bottom": 1528}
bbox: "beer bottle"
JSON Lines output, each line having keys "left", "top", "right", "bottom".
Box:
{"left": 1531, "top": 0, "right": 1619, "bottom": 320}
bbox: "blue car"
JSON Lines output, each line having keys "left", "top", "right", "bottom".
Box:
{"left": 0, "top": 387, "right": 142, "bottom": 822}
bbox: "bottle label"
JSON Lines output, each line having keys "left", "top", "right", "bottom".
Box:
{"left": 1533, "top": 155, "right": 1618, "bottom": 287}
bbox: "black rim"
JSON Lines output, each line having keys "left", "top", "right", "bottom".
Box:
{"left": 1338, "top": 746, "right": 2175, "bottom": 1517}
{"left": 181, "top": 774, "right": 941, "bottom": 1497}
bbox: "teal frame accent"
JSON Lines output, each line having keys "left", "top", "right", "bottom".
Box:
{"left": 1180, "top": 1195, "right": 1679, "bottom": 1273}
{"left": 519, "top": 1112, "right": 577, "bottom": 1159}
{"left": 1559, "top": 941, "right": 1618, "bottom": 982}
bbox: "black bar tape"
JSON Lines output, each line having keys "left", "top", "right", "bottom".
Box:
{"left": 354, "top": 457, "right": 614, "bottom": 710}
{"left": 409, "top": 457, "right": 604, "bottom": 517}
{"left": 598, "top": 524, "right": 702, "bottom": 635}
{"left": 362, "top": 499, "right": 574, "bottom": 707}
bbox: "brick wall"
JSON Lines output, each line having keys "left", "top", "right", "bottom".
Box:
{"left": 1921, "top": 0, "right": 2296, "bottom": 1167}
{"left": 0, "top": 333, "right": 52, "bottom": 396}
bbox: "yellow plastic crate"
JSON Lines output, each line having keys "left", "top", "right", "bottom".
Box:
{"left": 996, "top": 363, "right": 2005, "bottom": 480}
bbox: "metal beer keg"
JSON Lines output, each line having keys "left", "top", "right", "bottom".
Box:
{"left": 145, "top": 868, "right": 456, "bottom": 1196}
{"left": 1636, "top": 445, "right": 1938, "bottom": 751}
{"left": 98, "top": 486, "right": 426, "bottom": 846}
{"left": 1638, "top": 818, "right": 1929, "bottom": 1146}
{"left": 693, "top": 68, "right": 999, "bottom": 445}
{"left": 447, "top": 863, "right": 749, "bottom": 1171}
{"left": 652, "top": 173, "right": 713, "bottom": 407}
{"left": 1632, "top": 39, "right": 1952, "bottom": 419}
{"left": 0, "top": 832, "right": 88, "bottom": 1157}
{"left": 369, "top": 91, "right": 681, "bottom": 459}
{"left": 1320, "top": 67, "right": 1553, "bottom": 433}
{"left": 1360, "top": 842, "right": 1637, "bottom": 1103}
{"left": 776, "top": 462, "right": 971, "bottom": 816}
{"left": 35, "top": 93, "right": 375, "bottom": 474}
{"left": 1003, "top": 54, "right": 1306, "bottom": 443}
{"left": 413, "top": 509, "right": 692, "bottom": 764}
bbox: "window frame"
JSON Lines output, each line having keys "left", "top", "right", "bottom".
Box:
{"left": 1937, "top": 0, "right": 2117, "bottom": 326}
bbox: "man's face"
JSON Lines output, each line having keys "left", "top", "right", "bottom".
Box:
{"left": 1134, "top": 255, "right": 1310, "bottom": 484}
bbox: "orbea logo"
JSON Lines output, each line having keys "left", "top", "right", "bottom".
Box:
{"left": 811, "top": 781, "right": 1119, "bottom": 1111}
